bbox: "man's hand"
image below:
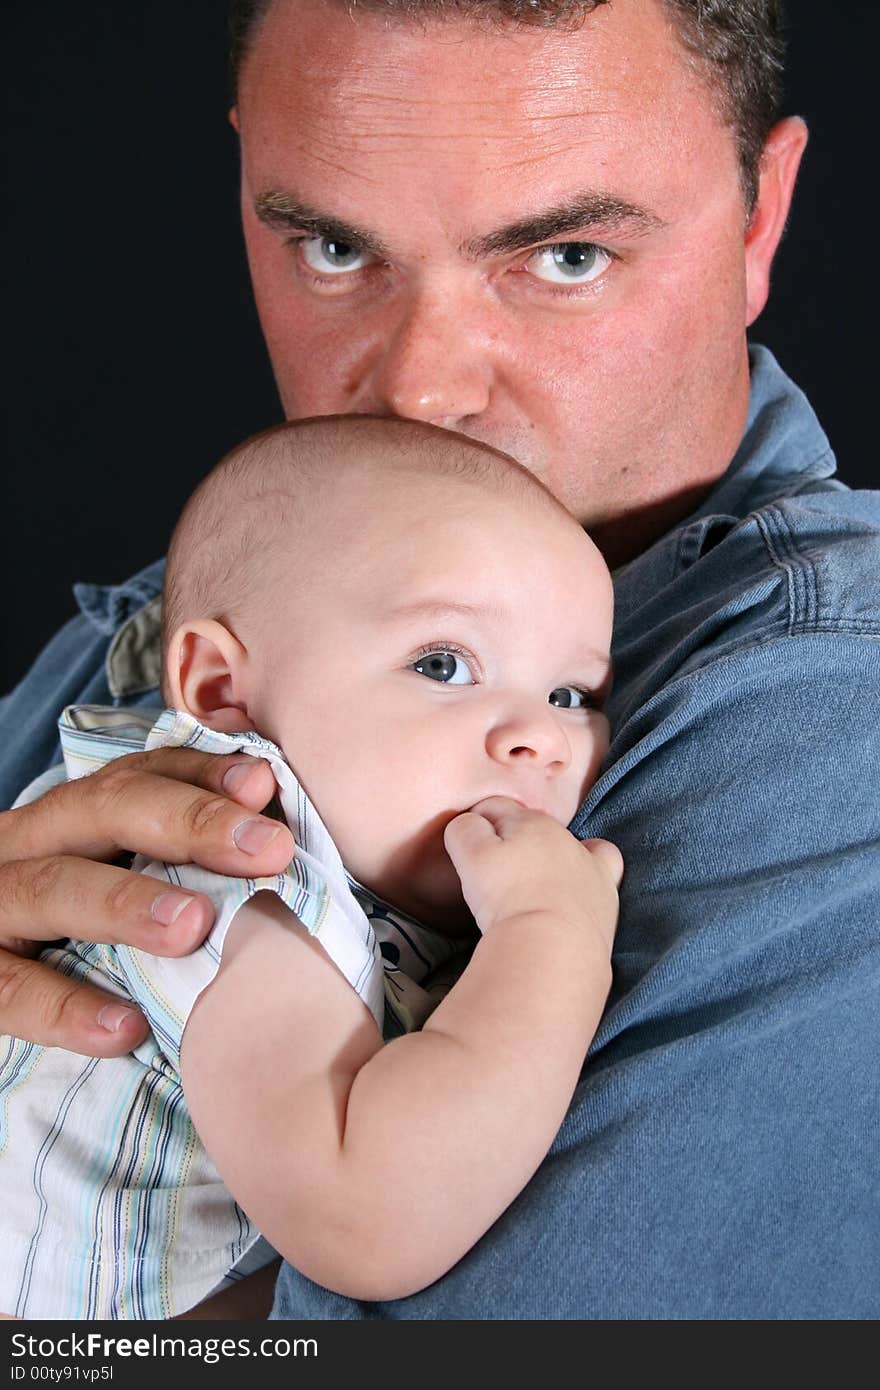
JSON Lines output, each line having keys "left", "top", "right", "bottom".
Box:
{"left": 444, "top": 796, "right": 622, "bottom": 955}
{"left": 0, "top": 748, "right": 295, "bottom": 1057}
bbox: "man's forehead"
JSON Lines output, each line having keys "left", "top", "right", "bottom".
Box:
{"left": 238, "top": 0, "right": 699, "bottom": 147}
{"left": 236, "top": 0, "right": 725, "bottom": 226}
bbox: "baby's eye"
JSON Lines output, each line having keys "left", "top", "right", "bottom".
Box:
{"left": 412, "top": 651, "right": 474, "bottom": 685}
{"left": 549, "top": 686, "right": 592, "bottom": 709}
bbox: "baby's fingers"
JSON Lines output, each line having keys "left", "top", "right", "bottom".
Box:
{"left": 461, "top": 796, "right": 544, "bottom": 836}
{"left": 443, "top": 808, "right": 498, "bottom": 867}
{"left": 580, "top": 837, "right": 624, "bottom": 889}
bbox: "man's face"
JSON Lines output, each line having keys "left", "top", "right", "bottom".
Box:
{"left": 251, "top": 468, "right": 613, "bottom": 930}
{"left": 235, "top": 0, "right": 763, "bottom": 559}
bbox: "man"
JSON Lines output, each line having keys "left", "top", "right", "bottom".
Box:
{"left": 1, "top": 0, "right": 878, "bottom": 1318}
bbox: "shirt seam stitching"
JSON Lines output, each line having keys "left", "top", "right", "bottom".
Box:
{"left": 616, "top": 625, "right": 880, "bottom": 729}
{"left": 754, "top": 504, "right": 818, "bottom": 633}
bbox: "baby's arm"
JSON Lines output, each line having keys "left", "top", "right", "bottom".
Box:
{"left": 180, "top": 797, "right": 620, "bottom": 1303}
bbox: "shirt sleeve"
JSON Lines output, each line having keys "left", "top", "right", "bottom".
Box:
{"left": 110, "top": 852, "right": 353, "bottom": 1071}
{"left": 270, "top": 632, "right": 880, "bottom": 1320}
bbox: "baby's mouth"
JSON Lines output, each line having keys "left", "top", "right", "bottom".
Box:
{"left": 471, "top": 794, "right": 551, "bottom": 816}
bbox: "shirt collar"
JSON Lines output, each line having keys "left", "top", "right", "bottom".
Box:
{"left": 690, "top": 342, "right": 837, "bottom": 523}
{"left": 73, "top": 558, "right": 165, "bottom": 699}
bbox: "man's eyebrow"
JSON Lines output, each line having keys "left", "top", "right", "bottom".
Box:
{"left": 462, "top": 192, "right": 664, "bottom": 259}
{"left": 253, "top": 191, "right": 387, "bottom": 257}
{"left": 254, "top": 188, "right": 663, "bottom": 263}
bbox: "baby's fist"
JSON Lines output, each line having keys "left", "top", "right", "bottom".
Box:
{"left": 444, "top": 797, "right": 621, "bottom": 952}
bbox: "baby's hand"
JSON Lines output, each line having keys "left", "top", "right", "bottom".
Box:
{"left": 444, "top": 797, "right": 622, "bottom": 954}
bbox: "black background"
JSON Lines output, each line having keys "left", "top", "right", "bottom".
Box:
{"left": 4, "top": 4, "right": 876, "bottom": 694}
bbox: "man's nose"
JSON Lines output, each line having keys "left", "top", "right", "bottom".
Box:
{"left": 355, "top": 285, "right": 494, "bottom": 425}
{"left": 485, "top": 705, "right": 572, "bottom": 773}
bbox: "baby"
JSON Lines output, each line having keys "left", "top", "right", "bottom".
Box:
{"left": 0, "top": 416, "right": 621, "bottom": 1319}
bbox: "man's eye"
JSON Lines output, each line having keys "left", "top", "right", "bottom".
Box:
{"left": 299, "top": 236, "right": 377, "bottom": 275}
{"left": 548, "top": 686, "right": 592, "bottom": 709}
{"left": 526, "top": 242, "right": 611, "bottom": 285}
{"left": 411, "top": 651, "right": 474, "bottom": 685}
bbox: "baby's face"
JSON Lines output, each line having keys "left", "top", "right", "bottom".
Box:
{"left": 252, "top": 474, "right": 613, "bottom": 930}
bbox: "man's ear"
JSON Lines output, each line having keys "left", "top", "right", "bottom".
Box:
{"left": 745, "top": 116, "right": 808, "bottom": 326}
{"left": 229, "top": 106, "right": 240, "bottom": 133}
{"left": 165, "top": 619, "right": 256, "bottom": 734}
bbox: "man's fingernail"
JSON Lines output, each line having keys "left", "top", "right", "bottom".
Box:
{"left": 97, "top": 1003, "right": 140, "bottom": 1033}
{"left": 151, "top": 891, "right": 198, "bottom": 927}
{"left": 222, "top": 761, "right": 255, "bottom": 796}
{"left": 232, "top": 818, "right": 282, "bottom": 855}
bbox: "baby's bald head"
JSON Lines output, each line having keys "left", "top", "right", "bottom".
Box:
{"left": 162, "top": 414, "right": 587, "bottom": 689}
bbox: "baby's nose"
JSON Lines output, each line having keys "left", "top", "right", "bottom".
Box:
{"left": 485, "top": 707, "right": 571, "bottom": 770}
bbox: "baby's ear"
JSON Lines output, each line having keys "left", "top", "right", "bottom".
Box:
{"left": 165, "top": 620, "right": 256, "bottom": 733}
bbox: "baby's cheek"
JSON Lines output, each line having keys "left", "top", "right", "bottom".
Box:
{"left": 297, "top": 757, "right": 384, "bottom": 877}
{"left": 575, "top": 715, "right": 612, "bottom": 802}
{"left": 590, "top": 712, "right": 611, "bottom": 766}
{"left": 354, "top": 811, "right": 469, "bottom": 927}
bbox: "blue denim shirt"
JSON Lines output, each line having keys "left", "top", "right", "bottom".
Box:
{"left": 2, "top": 346, "right": 878, "bottom": 1318}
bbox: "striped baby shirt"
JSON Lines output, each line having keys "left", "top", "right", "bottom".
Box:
{"left": 0, "top": 706, "right": 468, "bottom": 1319}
